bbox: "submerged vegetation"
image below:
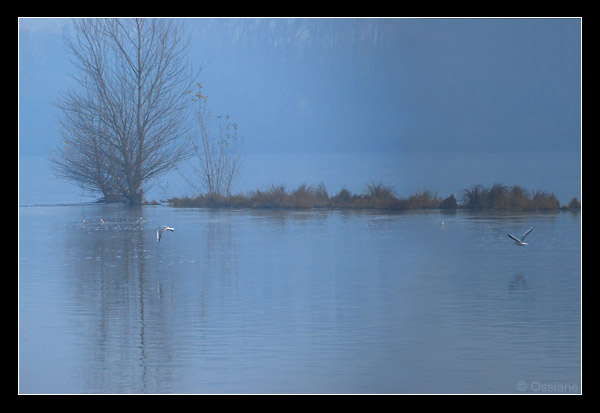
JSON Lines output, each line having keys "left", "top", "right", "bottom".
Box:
{"left": 169, "top": 182, "right": 580, "bottom": 211}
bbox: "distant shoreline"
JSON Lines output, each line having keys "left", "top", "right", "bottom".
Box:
{"left": 166, "top": 183, "right": 581, "bottom": 212}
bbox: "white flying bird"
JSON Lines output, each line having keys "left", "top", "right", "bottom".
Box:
{"left": 507, "top": 226, "right": 534, "bottom": 246}
{"left": 157, "top": 226, "right": 174, "bottom": 243}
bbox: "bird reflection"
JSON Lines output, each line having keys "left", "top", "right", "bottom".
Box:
{"left": 508, "top": 273, "right": 528, "bottom": 292}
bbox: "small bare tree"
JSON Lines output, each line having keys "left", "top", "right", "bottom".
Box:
{"left": 189, "top": 83, "right": 243, "bottom": 197}
{"left": 50, "top": 18, "right": 196, "bottom": 204}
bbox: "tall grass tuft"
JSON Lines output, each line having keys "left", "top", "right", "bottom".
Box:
{"left": 248, "top": 185, "right": 290, "bottom": 208}
{"left": 364, "top": 182, "right": 403, "bottom": 209}
{"left": 567, "top": 197, "right": 581, "bottom": 210}
{"left": 405, "top": 190, "right": 441, "bottom": 209}
{"left": 331, "top": 187, "right": 353, "bottom": 208}
{"left": 462, "top": 184, "right": 563, "bottom": 210}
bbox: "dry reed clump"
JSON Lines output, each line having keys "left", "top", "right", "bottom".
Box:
{"left": 331, "top": 187, "right": 353, "bottom": 206}
{"left": 248, "top": 185, "right": 290, "bottom": 208}
{"left": 461, "top": 184, "right": 561, "bottom": 210}
{"left": 405, "top": 190, "right": 441, "bottom": 209}
{"left": 364, "top": 182, "right": 403, "bottom": 209}
{"left": 567, "top": 197, "right": 581, "bottom": 210}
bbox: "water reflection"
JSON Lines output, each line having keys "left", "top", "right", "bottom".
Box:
{"left": 67, "top": 207, "right": 244, "bottom": 393}
{"left": 62, "top": 207, "right": 154, "bottom": 392}
{"left": 508, "top": 273, "right": 528, "bottom": 293}
{"left": 19, "top": 206, "right": 581, "bottom": 393}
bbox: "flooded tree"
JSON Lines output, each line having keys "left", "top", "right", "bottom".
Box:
{"left": 51, "top": 18, "right": 196, "bottom": 204}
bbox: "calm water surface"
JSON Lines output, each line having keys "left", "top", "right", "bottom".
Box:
{"left": 18, "top": 204, "right": 581, "bottom": 393}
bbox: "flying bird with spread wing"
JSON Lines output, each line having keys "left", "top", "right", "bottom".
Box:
{"left": 507, "top": 226, "right": 534, "bottom": 246}
{"left": 157, "top": 226, "right": 174, "bottom": 243}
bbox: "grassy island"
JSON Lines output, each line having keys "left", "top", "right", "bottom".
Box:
{"left": 169, "top": 183, "right": 580, "bottom": 212}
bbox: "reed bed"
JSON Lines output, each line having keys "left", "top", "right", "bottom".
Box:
{"left": 169, "top": 182, "right": 580, "bottom": 211}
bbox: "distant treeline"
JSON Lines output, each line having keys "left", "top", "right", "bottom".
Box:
{"left": 168, "top": 182, "right": 581, "bottom": 211}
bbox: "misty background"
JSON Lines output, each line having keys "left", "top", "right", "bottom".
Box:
{"left": 18, "top": 18, "right": 581, "bottom": 205}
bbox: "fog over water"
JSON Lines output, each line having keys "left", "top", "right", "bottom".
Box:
{"left": 19, "top": 18, "right": 581, "bottom": 204}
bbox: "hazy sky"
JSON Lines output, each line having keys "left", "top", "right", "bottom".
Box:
{"left": 19, "top": 18, "right": 581, "bottom": 157}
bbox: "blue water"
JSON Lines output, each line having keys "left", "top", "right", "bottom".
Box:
{"left": 19, "top": 203, "right": 581, "bottom": 394}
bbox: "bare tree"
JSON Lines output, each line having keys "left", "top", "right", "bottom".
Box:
{"left": 51, "top": 18, "right": 196, "bottom": 204}
{"left": 188, "top": 83, "right": 243, "bottom": 197}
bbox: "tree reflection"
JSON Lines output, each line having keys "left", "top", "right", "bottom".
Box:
{"left": 62, "top": 205, "right": 173, "bottom": 392}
